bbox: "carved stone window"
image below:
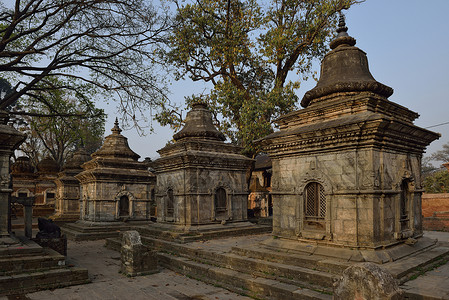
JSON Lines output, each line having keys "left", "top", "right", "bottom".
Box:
{"left": 304, "top": 182, "right": 326, "bottom": 230}
{"left": 214, "top": 187, "right": 227, "bottom": 216}
{"left": 167, "top": 189, "right": 174, "bottom": 218}
{"left": 119, "top": 195, "right": 129, "bottom": 216}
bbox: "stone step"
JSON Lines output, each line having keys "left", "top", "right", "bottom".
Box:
{"left": 134, "top": 223, "right": 271, "bottom": 243}
{"left": 218, "top": 252, "right": 336, "bottom": 291}
{"left": 0, "top": 236, "right": 45, "bottom": 257}
{"left": 62, "top": 221, "right": 151, "bottom": 241}
{"left": 106, "top": 235, "right": 335, "bottom": 291}
{"left": 62, "top": 226, "right": 122, "bottom": 241}
{"left": 385, "top": 246, "right": 449, "bottom": 284}
{"left": 0, "top": 267, "right": 89, "bottom": 296}
{"left": 0, "top": 247, "right": 65, "bottom": 276}
{"left": 158, "top": 252, "right": 332, "bottom": 300}
{"left": 231, "top": 244, "right": 351, "bottom": 275}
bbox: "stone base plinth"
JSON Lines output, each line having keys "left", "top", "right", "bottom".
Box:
{"left": 254, "top": 235, "right": 437, "bottom": 264}
{"left": 0, "top": 235, "right": 89, "bottom": 296}
{"left": 134, "top": 221, "right": 272, "bottom": 243}
{"left": 61, "top": 220, "right": 149, "bottom": 241}
{"left": 49, "top": 213, "right": 80, "bottom": 225}
{"left": 33, "top": 234, "right": 67, "bottom": 256}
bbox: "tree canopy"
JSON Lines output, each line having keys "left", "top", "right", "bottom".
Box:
{"left": 16, "top": 79, "right": 105, "bottom": 169}
{"left": 0, "top": 0, "right": 172, "bottom": 128}
{"left": 158, "top": 0, "right": 361, "bottom": 157}
{"left": 423, "top": 169, "right": 449, "bottom": 194}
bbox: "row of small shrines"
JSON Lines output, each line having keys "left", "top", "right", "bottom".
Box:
{"left": 9, "top": 16, "right": 440, "bottom": 250}
{"left": 12, "top": 104, "right": 271, "bottom": 226}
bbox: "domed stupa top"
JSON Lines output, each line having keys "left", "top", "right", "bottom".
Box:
{"left": 91, "top": 118, "right": 140, "bottom": 161}
{"left": 173, "top": 103, "right": 226, "bottom": 141}
{"left": 11, "top": 156, "right": 34, "bottom": 174}
{"left": 63, "top": 148, "right": 91, "bottom": 171}
{"left": 37, "top": 156, "right": 59, "bottom": 173}
{"left": 301, "top": 13, "right": 393, "bottom": 108}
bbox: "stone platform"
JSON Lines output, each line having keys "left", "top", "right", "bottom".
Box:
{"left": 131, "top": 221, "right": 272, "bottom": 243}
{"left": 0, "top": 235, "right": 89, "bottom": 296}
{"left": 61, "top": 220, "right": 150, "bottom": 241}
{"left": 106, "top": 232, "right": 449, "bottom": 299}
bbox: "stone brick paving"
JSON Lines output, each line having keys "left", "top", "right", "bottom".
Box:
{"left": 0, "top": 239, "right": 251, "bottom": 300}
{"left": 3, "top": 231, "right": 449, "bottom": 299}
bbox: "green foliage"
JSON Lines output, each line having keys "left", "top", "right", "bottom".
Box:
{"left": 423, "top": 169, "right": 449, "bottom": 193}
{"left": 160, "top": 0, "right": 361, "bottom": 157}
{"left": 0, "top": 0, "right": 171, "bottom": 128}
{"left": 16, "top": 78, "right": 106, "bottom": 168}
{"left": 431, "top": 142, "right": 449, "bottom": 163}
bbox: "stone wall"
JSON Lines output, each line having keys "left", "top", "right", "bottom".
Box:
{"left": 156, "top": 167, "right": 248, "bottom": 225}
{"left": 271, "top": 148, "right": 423, "bottom": 248}
{"left": 81, "top": 181, "right": 152, "bottom": 222}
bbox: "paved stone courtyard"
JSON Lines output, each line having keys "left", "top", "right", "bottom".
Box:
{"left": 2, "top": 231, "right": 449, "bottom": 299}
{"left": 1, "top": 239, "right": 251, "bottom": 300}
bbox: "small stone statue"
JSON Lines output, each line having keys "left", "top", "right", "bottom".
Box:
{"left": 36, "top": 217, "right": 61, "bottom": 239}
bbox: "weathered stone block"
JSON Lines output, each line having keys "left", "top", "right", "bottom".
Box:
{"left": 334, "top": 263, "right": 403, "bottom": 300}
{"left": 120, "top": 231, "right": 158, "bottom": 277}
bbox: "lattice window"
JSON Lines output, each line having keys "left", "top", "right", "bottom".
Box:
{"left": 305, "top": 182, "right": 326, "bottom": 219}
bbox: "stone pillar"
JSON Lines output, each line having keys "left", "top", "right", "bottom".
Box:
{"left": 120, "top": 230, "right": 158, "bottom": 276}
{"left": 0, "top": 111, "right": 26, "bottom": 236}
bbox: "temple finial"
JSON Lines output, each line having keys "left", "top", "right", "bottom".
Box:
{"left": 329, "top": 11, "right": 356, "bottom": 50}
{"left": 336, "top": 11, "right": 349, "bottom": 37}
{"left": 112, "top": 117, "right": 122, "bottom": 134}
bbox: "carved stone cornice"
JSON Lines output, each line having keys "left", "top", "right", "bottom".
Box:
{"left": 153, "top": 151, "right": 253, "bottom": 173}
{"left": 261, "top": 114, "right": 439, "bottom": 158}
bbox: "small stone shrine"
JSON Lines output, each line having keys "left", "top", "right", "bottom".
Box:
{"left": 258, "top": 15, "right": 440, "bottom": 255}
{"left": 51, "top": 148, "right": 91, "bottom": 223}
{"left": 11, "top": 156, "right": 37, "bottom": 199}
{"left": 152, "top": 103, "right": 253, "bottom": 230}
{"left": 34, "top": 156, "right": 59, "bottom": 206}
{"left": 62, "top": 120, "right": 155, "bottom": 240}
{"left": 75, "top": 119, "right": 156, "bottom": 222}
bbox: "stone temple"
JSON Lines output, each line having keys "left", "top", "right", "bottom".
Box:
{"left": 258, "top": 15, "right": 440, "bottom": 258}
{"left": 75, "top": 120, "right": 155, "bottom": 223}
{"left": 62, "top": 120, "right": 156, "bottom": 240}
{"left": 152, "top": 103, "right": 254, "bottom": 229}
{"left": 51, "top": 148, "right": 91, "bottom": 223}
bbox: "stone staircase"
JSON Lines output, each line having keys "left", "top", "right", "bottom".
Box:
{"left": 0, "top": 236, "right": 89, "bottom": 296}
{"left": 105, "top": 233, "right": 449, "bottom": 300}
{"left": 106, "top": 235, "right": 338, "bottom": 299}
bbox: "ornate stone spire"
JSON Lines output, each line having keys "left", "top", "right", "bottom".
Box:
{"left": 91, "top": 119, "right": 140, "bottom": 161}
{"left": 173, "top": 102, "right": 226, "bottom": 141}
{"left": 301, "top": 12, "right": 393, "bottom": 108}
{"left": 111, "top": 118, "right": 122, "bottom": 135}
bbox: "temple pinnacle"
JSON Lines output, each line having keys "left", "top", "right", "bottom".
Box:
{"left": 336, "top": 11, "right": 349, "bottom": 37}
{"left": 112, "top": 117, "right": 122, "bottom": 135}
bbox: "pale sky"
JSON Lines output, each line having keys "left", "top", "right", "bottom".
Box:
{"left": 102, "top": 0, "right": 449, "bottom": 162}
